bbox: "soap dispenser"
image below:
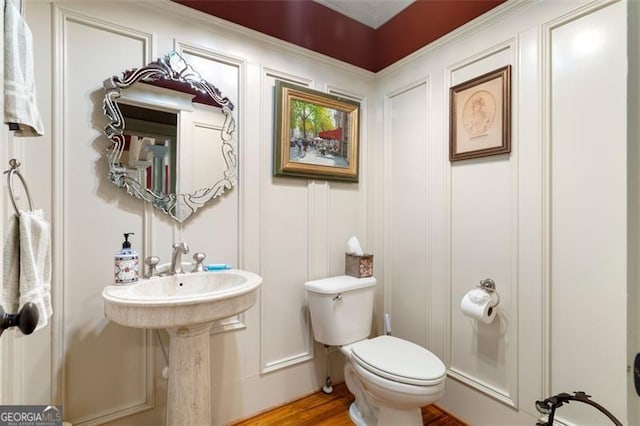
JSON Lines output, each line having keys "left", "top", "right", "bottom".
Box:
{"left": 114, "top": 233, "right": 139, "bottom": 284}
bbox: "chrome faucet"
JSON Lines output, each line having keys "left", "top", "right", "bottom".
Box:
{"left": 169, "top": 242, "right": 189, "bottom": 274}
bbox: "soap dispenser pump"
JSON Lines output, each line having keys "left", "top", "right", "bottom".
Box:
{"left": 114, "top": 232, "right": 139, "bottom": 284}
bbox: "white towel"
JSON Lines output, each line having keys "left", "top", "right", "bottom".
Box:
{"left": 1, "top": 214, "right": 20, "bottom": 314}
{"left": 3, "top": 0, "right": 45, "bottom": 137}
{"left": 18, "top": 209, "right": 52, "bottom": 332}
{"left": 0, "top": 210, "right": 52, "bottom": 334}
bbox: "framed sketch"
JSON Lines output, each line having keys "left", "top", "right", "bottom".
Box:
{"left": 449, "top": 65, "right": 511, "bottom": 162}
{"left": 274, "top": 81, "right": 360, "bottom": 182}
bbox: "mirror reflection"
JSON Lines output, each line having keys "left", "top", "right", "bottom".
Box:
{"left": 103, "top": 51, "right": 236, "bottom": 222}
{"left": 118, "top": 103, "right": 177, "bottom": 197}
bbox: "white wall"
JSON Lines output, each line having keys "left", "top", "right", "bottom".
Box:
{"left": 0, "top": 0, "right": 54, "bottom": 406}
{"left": 629, "top": 0, "right": 640, "bottom": 424}
{"left": 1, "top": 0, "right": 632, "bottom": 425}
{"left": 376, "top": 0, "right": 628, "bottom": 424}
{"left": 2, "top": 1, "right": 375, "bottom": 424}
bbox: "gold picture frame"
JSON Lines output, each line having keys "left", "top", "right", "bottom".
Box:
{"left": 274, "top": 81, "right": 360, "bottom": 182}
{"left": 449, "top": 65, "right": 511, "bottom": 162}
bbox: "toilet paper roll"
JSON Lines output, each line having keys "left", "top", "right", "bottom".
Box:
{"left": 460, "top": 291, "right": 497, "bottom": 324}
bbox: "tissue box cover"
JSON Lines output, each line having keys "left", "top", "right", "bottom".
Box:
{"left": 345, "top": 253, "right": 373, "bottom": 278}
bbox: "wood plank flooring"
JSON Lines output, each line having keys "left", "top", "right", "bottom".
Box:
{"left": 232, "top": 382, "right": 467, "bottom": 426}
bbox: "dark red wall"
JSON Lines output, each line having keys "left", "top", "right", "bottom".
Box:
{"left": 175, "top": 0, "right": 377, "bottom": 70}
{"left": 376, "top": 0, "right": 506, "bottom": 71}
{"left": 173, "top": 0, "right": 506, "bottom": 72}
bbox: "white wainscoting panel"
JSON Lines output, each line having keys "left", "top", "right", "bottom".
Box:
{"left": 448, "top": 155, "right": 515, "bottom": 405}
{"left": 547, "top": 1, "right": 627, "bottom": 423}
{"left": 260, "top": 70, "right": 315, "bottom": 373}
{"left": 385, "top": 80, "right": 430, "bottom": 348}
{"left": 326, "top": 85, "right": 368, "bottom": 277}
{"left": 177, "top": 43, "right": 244, "bottom": 335}
{"left": 447, "top": 43, "right": 517, "bottom": 407}
{"left": 57, "top": 10, "right": 154, "bottom": 424}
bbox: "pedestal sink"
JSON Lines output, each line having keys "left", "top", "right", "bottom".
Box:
{"left": 102, "top": 269, "right": 262, "bottom": 425}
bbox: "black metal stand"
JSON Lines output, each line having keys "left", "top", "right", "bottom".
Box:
{"left": 535, "top": 391, "right": 622, "bottom": 426}
{"left": 0, "top": 302, "right": 39, "bottom": 337}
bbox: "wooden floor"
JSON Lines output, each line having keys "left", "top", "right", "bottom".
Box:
{"left": 232, "top": 382, "right": 467, "bottom": 426}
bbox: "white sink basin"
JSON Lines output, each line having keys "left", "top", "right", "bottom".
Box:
{"left": 102, "top": 269, "right": 262, "bottom": 329}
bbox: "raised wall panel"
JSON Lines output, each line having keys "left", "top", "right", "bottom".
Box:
{"left": 177, "top": 43, "right": 244, "bottom": 335}
{"left": 326, "top": 86, "right": 367, "bottom": 277}
{"left": 448, "top": 155, "right": 514, "bottom": 404}
{"left": 447, "top": 43, "right": 517, "bottom": 407}
{"left": 260, "top": 70, "right": 315, "bottom": 373}
{"left": 547, "top": 2, "right": 627, "bottom": 423}
{"left": 58, "top": 11, "right": 154, "bottom": 424}
{"left": 386, "top": 81, "right": 430, "bottom": 348}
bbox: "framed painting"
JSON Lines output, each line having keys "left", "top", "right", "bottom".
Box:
{"left": 449, "top": 65, "right": 511, "bottom": 162}
{"left": 274, "top": 81, "right": 360, "bottom": 182}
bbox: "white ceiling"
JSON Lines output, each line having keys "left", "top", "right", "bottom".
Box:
{"left": 312, "top": 0, "right": 415, "bottom": 29}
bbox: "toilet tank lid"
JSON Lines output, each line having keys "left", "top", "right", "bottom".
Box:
{"left": 304, "top": 275, "right": 376, "bottom": 294}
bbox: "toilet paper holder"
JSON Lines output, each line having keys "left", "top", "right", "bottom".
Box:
{"left": 478, "top": 278, "right": 500, "bottom": 307}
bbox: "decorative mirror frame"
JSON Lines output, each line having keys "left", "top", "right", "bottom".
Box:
{"left": 103, "top": 51, "right": 237, "bottom": 222}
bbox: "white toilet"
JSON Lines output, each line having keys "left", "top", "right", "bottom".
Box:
{"left": 304, "top": 275, "right": 446, "bottom": 426}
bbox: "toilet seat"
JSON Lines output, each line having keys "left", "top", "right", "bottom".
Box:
{"left": 350, "top": 335, "right": 446, "bottom": 387}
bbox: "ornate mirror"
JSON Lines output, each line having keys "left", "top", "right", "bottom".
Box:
{"left": 103, "top": 51, "right": 236, "bottom": 222}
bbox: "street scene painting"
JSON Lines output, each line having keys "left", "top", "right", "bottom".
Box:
{"left": 449, "top": 65, "right": 511, "bottom": 162}
{"left": 274, "top": 81, "right": 360, "bottom": 182}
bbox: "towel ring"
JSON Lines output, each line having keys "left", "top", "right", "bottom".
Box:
{"left": 3, "top": 159, "right": 34, "bottom": 215}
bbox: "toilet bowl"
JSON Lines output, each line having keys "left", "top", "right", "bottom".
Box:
{"left": 342, "top": 335, "right": 445, "bottom": 426}
{"left": 304, "top": 275, "right": 446, "bottom": 426}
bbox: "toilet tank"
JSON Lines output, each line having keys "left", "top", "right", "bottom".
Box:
{"left": 304, "top": 275, "right": 376, "bottom": 346}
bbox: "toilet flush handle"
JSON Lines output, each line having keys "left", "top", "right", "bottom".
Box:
{"left": 333, "top": 293, "right": 343, "bottom": 301}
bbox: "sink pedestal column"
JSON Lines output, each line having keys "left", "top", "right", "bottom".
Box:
{"left": 166, "top": 323, "right": 213, "bottom": 425}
